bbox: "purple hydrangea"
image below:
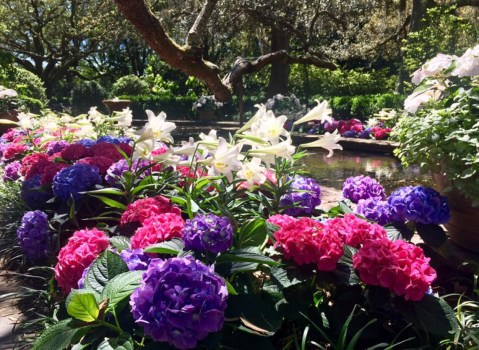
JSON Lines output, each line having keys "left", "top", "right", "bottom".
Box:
{"left": 21, "top": 174, "right": 53, "bottom": 208}
{"left": 388, "top": 186, "right": 450, "bottom": 224}
{"left": 342, "top": 130, "right": 358, "bottom": 138}
{"left": 280, "top": 175, "right": 322, "bottom": 216}
{"left": 358, "top": 128, "right": 372, "bottom": 139}
{"left": 16, "top": 210, "right": 49, "bottom": 260}
{"left": 323, "top": 119, "right": 339, "bottom": 132}
{"left": 120, "top": 249, "right": 152, "bottom": 271}
{"left": 76, "top": 139, "right": 96, "bottom": 148}
{"left": 3, "top": 160, "right": 21, "bottom": 181}
{"left": 46, "top": 140, "right": 69, "bottom": 155}
{"left": 182, "top": 214, "right": 233, "bottom": 254}
{"left": 130, "top": 256, "right": 228, "bottom": 349}
{"left": 356, "top": 198, "right": 394, "bottom": 226}
{"left": 342, "top": 175, "right": 386, "bottom": 203}
{"left": 105, "top": 159, "right": 150, "bottom": 187}
{"left": 52, "top": 163, "right": 102, "bottom": 201}
{"left": 97, "top": 135, "right": 132, "bottom": 144}
{"left": 77, "top": 263, "right": 92, "bottom": 289}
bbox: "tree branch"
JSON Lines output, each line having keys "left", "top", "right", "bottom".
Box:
{"left": 186, "top": 0, "right": 219, "bottom": 50}
{"left": 451, "top": 0, "right": 479, "bottom": 7}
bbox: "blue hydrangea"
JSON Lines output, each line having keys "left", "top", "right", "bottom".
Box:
{"left": 182, "top": 214, "right": 233, "bottom": 254}
{"left": 280, "top": 175, "right": 322, "bottom": 216}
{"left": 21, "top": 174, "right": 53, "bottom": 208}
{"left": 130, "top": 256, "right": 227, "bottom": 349}
{"left": 76, "top": 139, "right": 96, "bottom": 148}
{"left": 97, "top": 135, "right": 132, "bottom": 144}
{"left": 17, "top": 210, "right": 49, "bottom": 260}
{"left": 343, "top": 130, "right": 358, "bottom": 138}
{"left": 52, "top": 164, "right": 102, "bottom": 201}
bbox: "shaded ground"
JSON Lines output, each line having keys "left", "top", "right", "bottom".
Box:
{"left": 0, "top": 272, "right": 22, "bottom": 350}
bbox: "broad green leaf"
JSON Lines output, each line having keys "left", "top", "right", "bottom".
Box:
{"left": 96, "top": 333, "right": 134, "bottom": 350}
{"left": 144, "top": 238, "right": 184, "bottom": 255}
{"left": 225, "top": 280, "right": 238, "bottom": 296}
{"left": 90, "top": 195, "right": 126, "bottom": 210}
{"left": 109, "top": 236, "right": 131, "bottom": 252}
{"left": 85, "top": 251, "right": 129, "bottom": 294}
{"left": 66, "top": 290, "right": 99, "bottom": 322}
{"left": 266, "top": 266, "right": 311, "bottom": 293}
{"left": 82, "top": 188, "right": 124, "bottom": 195}
{"left": 237, "top": 219, "right": 268, "bottom": 248}
{"left": 101, "top": 271, "right": 143, "bottom": 312}
{"left": 32, "top": 319, "right": 90, "bottom": 350}
{"left": 217, "top": 247, "right": 280, "bottom": 266}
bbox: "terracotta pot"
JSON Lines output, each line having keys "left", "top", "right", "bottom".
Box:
{"left": 102, "top": 99, "right": 132, "bottom": 113}
{"left": 432, "top": 171, "right": 479, "bottom": 253}
{"left": 0, "top": 110, "right": 19, "bottom": 135}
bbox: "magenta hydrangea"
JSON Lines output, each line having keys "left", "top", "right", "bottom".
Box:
{"left": 342, "top": 175, "right": 386, "bottom": 203}
{"left": 279, "top": 175, "right": 322, "bottom": 216}
{"left": 52, "top": 163, "right": 102, "bottom": 201}
{"left": 130, "top": 256, "right": 228, "bottom": 349}
{"left": 182, "top": 214, "right": 233, "bottom": 254}
{"left": 388, "top": 186, "right": 450, "bottom": 224}
{"left": 3, "top": 160, "right": 21, "bottom": 181}
{"left": 356, "top": 198, "right": 394, "bottom": 226}
{"left": 16, "top": 210, "right": 49, "bottom": 260}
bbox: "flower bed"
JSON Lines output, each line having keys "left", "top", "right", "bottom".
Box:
{"left": 0, "top": 103, "right": 475, "bottom": 349}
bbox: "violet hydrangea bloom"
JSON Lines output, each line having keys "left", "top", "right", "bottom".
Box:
{"left": 17, "top": 210, "right": 49, "bottom": 260}
{"left": 280, "top": 175, "right": 322, "bottom": 216}
{"left": 105, "top": 159, "right": 150, "bottom": 187}
{"left": 46, "top": 140, "right": 69, "bottom": 155}
{"left": 97, "top": 135, "right": 132, "bottom": 144}
{"left": 182, "top": 214, "right": 233, "bottom": 254}
{"left": 3, "top": 160, "right": 21, "bottom": 181}
{"left": 130, "top": 256, "right": 228, "bottom": 349}
{"left": 76, "top": 139, "right": 96, "bottom": 148}
{"left": 21, "top": 174, "right": 53, "bottom": 208}
{"left": 52, "top": 163, "right": 102, "bottom": 201}
{"left": 358, "top": 128, "right": 372, "bottom": 139}
{"left": 356, "top": 198, "right": 394, "bottom": 226}
{"left": 77, "top": 263, "right": 92, "bottom": 289}
{"left": 388, "top": 186, "right": 450, "bottom": 224}
{"left": 342, "top": 175, "right": 386, "bottom": 203}
{"left": 120, "top": 249, "right": 152, "bottom": 271}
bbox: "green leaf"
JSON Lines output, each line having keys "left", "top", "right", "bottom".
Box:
{"left": 339, "top": 200, "right": 353, "bottom": 214}
{"left": 90, "top": 195, "right": 126, "bottom": 210}
{"left": 144, "top": 238, "right": 184, "bottom": 255}
{"left": 101, "top": 271, "right": 143, "bottom": 312}
{"left": 265, "top": 266, "right": 311, "bottom": 293}
{"left": 82, "top": 188, "right": 124, "bottom": 196}
{"left": 237, "top": 219, "right": 268, "bottom": 248}
{"left": 85, "top": 251, "right": 129, "bottom": 294}
{"left": 96, "top": 333, "right": 134, "bottom": 350}
{"left": 330, "top": 245, "right": 359, "bottom": 286}
{"left": 32, "top": 319, "right": 90, "bottom": 350}
{"left": 217, "top": 247, "right": 280, "bottom": 266}
{"left": 109, "top": 236, "right": 131, "bottom": 252}
{"left": 66, "top": 290, "right": 99, "bottom": 322}
{"left": 415, "top": 223, "right": 447, "bottom": 248}
{"left": 225, "top": 280, "right": 238, "bottom": 296}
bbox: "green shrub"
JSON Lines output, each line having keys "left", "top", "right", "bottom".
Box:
{"left": 12, "top": 67, "right": 47, "bottom": 102}
{"left": 111, "top": 75, "right": 150, "bottom": 97}
{"left": 71, "top": 80, "right": 108, "bottom": 115}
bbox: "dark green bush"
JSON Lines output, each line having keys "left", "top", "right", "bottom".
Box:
{"left": 112, "top": 75, "right": 150, "bottom": 97}
{"left": 71, "top": 80, "right": 108, "bottom": 115}
{"left": 12, "top": 67, "right": 47, "bottom": 103}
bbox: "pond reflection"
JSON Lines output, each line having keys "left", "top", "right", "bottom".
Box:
{"left": 301, "top": 150, "right": 432, "bottom": 193}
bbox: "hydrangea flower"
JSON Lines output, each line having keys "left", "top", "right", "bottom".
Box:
{"left": 54, "top": 228, "right": 109, "bottom": 294}
{"left": 21, "top": 153, "right": 50, "bottom": 178}
{"left": 279, "top": 175, "right": 322, "bottom": 216}
{"left": 388, "top": 186, "right": 450, "bottom": 224}
{"left": 16, "top": 210, "right": 49, "bottom": 260}
{"left": 274, "top": 217, "right": 343, "bottom": 271}
{"left": 342, "top": 175, "right": 386, "bottom": 203}
{"left": 46, "top": 140, "right": 69, "bottom": 155}
{"left": 120, "top": 196, "right": 181, "bottom": 226}
{"left": 323, "top": 213, "right": 387, "bottom": 248}
{"left": 76, "top": 139, "right": 96, "bottom": 148}
{"left": 3, "top": 160, "right": 21, "bottom": 181}
{"left": 3, "top": 143, "right": 28, "bottom": 160}
{"left": 97, "top": 135, "right": 132, "bottom": 144}
{"left": 120, "top": 249, "right": 152, "bottom": 271}
{"left": 182, "top": 214, "right": 233, "bottom": 254}
{"left": 353, "top": 238, "right": 436, "bottom": 301}
{"left": 60, "top": 143, "right": 89, "bottom": 161}
{"left": 130, "top": 256, "right": 227, "bottom": 349}
{"left": 89, "top": 142, "right": 133, "bottom": 161}
{"left": 76, "top": 156, "right": 114, "bottom": 175}
{"left": 131, "top": 213, "right": 185, "bottom": 249}
{"left": 21, "top": 174, "right": 53, "bottom": 208}
{"left": 356, "top": 198, "right": 394, "bottom": 226}
{"left": 52, "top": 163, "right": 102, "bottom": 201}
{"left": 267, "top": 214, "right": 296, "bottom": 230}
{"left": 41, "top": 163, "right": 70, "bottom": 185}
{"left": 105, "top": 159, "right": 150, "bottom": 187}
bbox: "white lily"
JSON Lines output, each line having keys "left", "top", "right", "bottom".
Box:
{"left": 293, "top": 99, "right": 332, "bottom": 125}
{"left": 207, "top": 137, "right": 243, "bottom": 182}
{"left": 16, "top": 112, "right": 34, "bottom": 129}
{"left": 237, "top": 157, "right": 267, "bottom": 189}
{"left": 133, "top": 137, "right": 156, "bottom": 159}
{"left": 174, "top": 137, "right": 198, "bottom": 156}
{"left": 248, "top": 138, "right": 296, "bottom": 165}
{"left": 88, "top": 106, "right": 105, "bottom": 124}
{"left": 249, "top": 112, "right": 289, "bottom": 145}
{"left": 111, "top": 108, "right": 133, "bottom": 130}
{"left": 236, "top": 104, "right": 267, "bottom": 134}
{"left": 299, "top": 130, "right": 343, "bottom": 157}
{"left": 198, "top": 129, "right": 220, "bottom": 150}
{"left": 142, "top": 110, "right": 176, "bottom": 143}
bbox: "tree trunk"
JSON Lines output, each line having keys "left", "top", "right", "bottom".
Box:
{"left": 409, "top": 0, "right": 435, "bottom": 33}
{"left": 266, "top": 29, "right": 291, "bottom": 98}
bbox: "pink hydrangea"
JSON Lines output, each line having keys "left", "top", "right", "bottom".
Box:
{"left": 41, "top": 163, "right": 70, "bottom": 184}
{"left": 89, "top": 143, "right": 132, "bottom": 161}
{"left": 54, "top": 228, "right": 109, "bottom": 294}
{"left": 274, "top": 217, "right": 343, "bottom": 271}
{"left": 75, "top": 156, "right": 114, "bottom": 175}
{"left": 3, "top": 143, "right": 28, "bottom": 160}
{"left": 61, "top": 143, "right": 90, "bottom": 161}
{"left": 267, "top": 214, "right": 296, "bottom": 230}
{"left": 120, "top": 196, "right": 182, "bottom": 226}
{"left": 353, "top": 238, "right": 437, "bottom": 301}
{"left": 131, "top": 213, "right": 185, "bottom": 249}
{"left": 21, "top": 153, "right": 50, "bottom": 178}
{"left": 324, "top": 214, "right": 387, "bottom": 248}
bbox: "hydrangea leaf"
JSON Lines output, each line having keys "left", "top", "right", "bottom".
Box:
{"left": 144, "top": 238, "right": 184, "bottom": 255}
{"left": 96, "top": 333, "right": 134, "bottom": 350}
{"left": 101, "top": 271, "right": 143, "bottom": 313}
{"left": 85, "top": 251, "right": 129, "bottom": 294}
{"left": 236, "top": 218, "right": 268, "bottom": 249}
{"left": 66, "top": 290, "right": 99, "bottom": 322}
{"left": 109, "top": 236, "right": 131, "bottom": 252}
{"left": 31, "top": 319, "right": 90, "bottom": 350}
